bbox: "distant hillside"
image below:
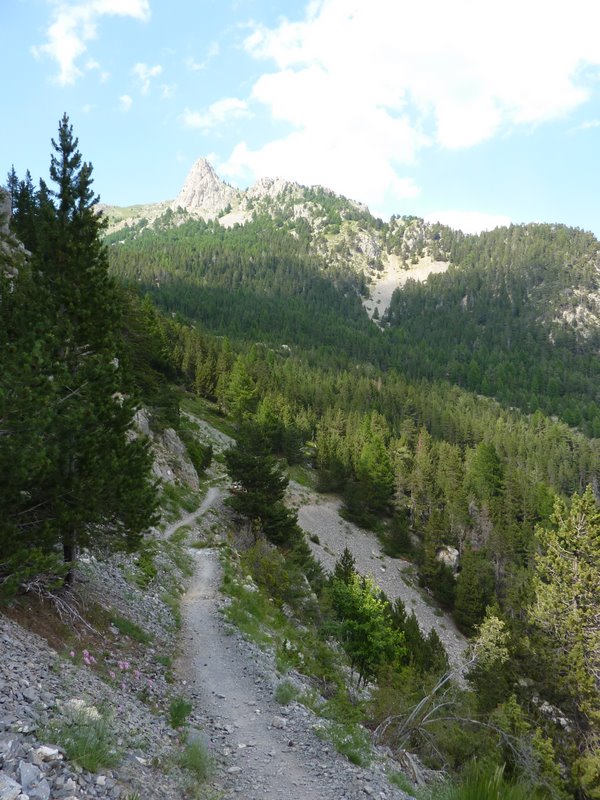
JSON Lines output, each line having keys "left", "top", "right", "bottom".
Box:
{"left": 105, "top": 161, "right": 600, "bottom": 434}
{"left": 101, "top": 159, "right": 452, "bottom": 320}
{"left": 385, "top": 223, "right": 600, "bottom": 434}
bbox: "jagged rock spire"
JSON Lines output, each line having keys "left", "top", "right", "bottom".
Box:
{"left": 171, "top": 158, "right": 238, "bottom": 217}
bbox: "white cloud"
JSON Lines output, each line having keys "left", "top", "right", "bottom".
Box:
{"left": 161, "top": 83, "right": 176, "bottom": 100}
{"left": 133, "top": 62, "right": 162, "bottom": 94}
{"left": 186, "top": 42, "right": 220, "bottom": 72}
{"left": 220, "top": 0, "right": 600, "bottom": 210}
{"left": 33, "top": 0, "right": 150, "bottom": 86}
{"left": 571, "top": 119, "right": 600, "bottom": 132}
{"left": 119, "top": 94, "right": 133, "bottom": 111}
{"left": 182, "top": 98, "right": 250, "bottom": 131}
{"left": 425, "top": 211, "right": 511, "bottom": 235}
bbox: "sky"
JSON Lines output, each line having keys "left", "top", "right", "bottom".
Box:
{"left": 3, "top": 0, "right": 600, "bottom": 234}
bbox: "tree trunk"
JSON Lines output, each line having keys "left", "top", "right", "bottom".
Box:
{"left": 63, "top": 539, "right": 76, "bottom": 586}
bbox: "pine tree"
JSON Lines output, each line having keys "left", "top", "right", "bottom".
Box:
{"left": 333, "top": 547, "right": 356, "bottom": 583}
{"left": 224, "top": 422, "right": 299, "bottom": 547}
{"left": 1, "top": 115, "right": 157, "bottom": 587}
{"left": 454, "top": 547, "right": 495, "bottom": 635}
{"left": 529, "top": 487, "right": 600, "bottom": 718}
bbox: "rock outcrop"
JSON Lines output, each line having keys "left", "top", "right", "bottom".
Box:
{"left": 171, "top": 158, "right": 238, "bottom": 218}
{"left": 134, "top": 409, "right": 200, "bottom": 490}
{"left": 0, "top": 188, "right": 10, "bottom": 234}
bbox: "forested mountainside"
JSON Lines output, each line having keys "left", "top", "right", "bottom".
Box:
{"left": 106, "top": 215, "right": 381, "bottom": 361}
{"left": 3, "top": 129, "right": 600, "bottom": 799}
{"left": 385, "top": 223, "right": 600, "bottom": 434}
{"left": 104, "top": 166, "right": 600, "bottom": 434}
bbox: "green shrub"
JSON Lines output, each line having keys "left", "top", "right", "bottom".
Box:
{"left": 45, "top": 703, "right": 120, "bottom": 771}
{"left": 316, "top": 721, "right": 372, "bottom": 767}
{"left": 180, "top": 430, "right": 213, "bottom": 476}
{"left": 274, "top": 680, "right": 299, "bottom": 705}
{"left": 169, "top": 696, "right": 193, "bottom": 728}
{"left": 179, "top": 740, "right": 212, "bottom": 782}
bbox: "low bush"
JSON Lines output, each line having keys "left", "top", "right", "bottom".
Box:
{"left": 169, "top": 696, "right": 193, "bottom": 728}
{"left": 45, "top": 703, "right": 120, "bottom": 771}
{"left": 274, "top": 680, "right": 300, "bottom": 705}
{"left": 179, "top": 739, "right": 212, "bottom": 782}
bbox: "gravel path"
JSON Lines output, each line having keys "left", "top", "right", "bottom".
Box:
{"left": 288, "top": 482, "right": 468, "bottom": 672}
{"left": 162, "top": 485, "right": 222, "bottom": 539}
{"left": 179, "top": 550, "right": 411, "bottom": 800}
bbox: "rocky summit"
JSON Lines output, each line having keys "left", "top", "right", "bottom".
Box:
{"left": 170, "top": 157, "right": 238, "bottom": 217}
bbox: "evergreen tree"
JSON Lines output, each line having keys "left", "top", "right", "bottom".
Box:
{"left": 333, "top": 547, "right": 356, "bottom": 583}
{"left": 1, "top": 115, "right": 156, "bottom": 587}
{"left": 528, "top": 487, "right": 600, "bottom": 797}
{"left": 454, "top": 547, "right": 495, "bottom": 635}
{"left": 224, "top": 422, "right": 300, "bottom": 547}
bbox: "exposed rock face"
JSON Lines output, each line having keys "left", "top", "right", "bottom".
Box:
{"left": 134, "top": 409, "right": 199, "bottom": 490}
{"left": 0, "top": 188, "right": 10, "bottom": 234}
{"left": 355, "top": 231, "right": 381, "bottom": 262}
{"left": 436, "top": 546, "right": 460, "bottom": 573}
{"left": 246, "top": 176, "right": 299, "bottom": 201}
{"left": 171, "top": 158, "right": 238, "bottom": 217}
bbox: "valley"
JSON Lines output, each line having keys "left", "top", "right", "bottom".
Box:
{"left": 2, "top": 120, "right": 600, "bottom": 800}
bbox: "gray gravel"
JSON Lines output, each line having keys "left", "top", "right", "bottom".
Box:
{"left": 288, "top": 482, "right": 468, "bottom": 673}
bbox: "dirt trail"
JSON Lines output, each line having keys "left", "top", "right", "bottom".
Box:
{"left": 180, "top": 551, "right": 326, "bottom": 798}
{"left": 162, "top": 486, "right": 221, "bottom": 539}
{"left": 179, "top": 550, "right": 406, "bottom": 799}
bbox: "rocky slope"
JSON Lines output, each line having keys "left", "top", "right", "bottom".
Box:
{"left": 1, "top": 415, "right": 466, "bottom": 800}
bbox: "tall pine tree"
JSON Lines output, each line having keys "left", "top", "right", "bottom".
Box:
{"left": 1, "top": 115, "right": 156, "bottom": 589}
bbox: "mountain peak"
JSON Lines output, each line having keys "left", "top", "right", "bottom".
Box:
{"left": 171, "top": 158, "right": 238, "bottom": 217}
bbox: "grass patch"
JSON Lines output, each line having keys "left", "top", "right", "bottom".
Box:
{"left": 161, "top": 590, "right": 183, "bottom": 630}
{"left": 315, "top": 721, "right": 372, "bottom": 767}
{"left": 418, "top": 764, "right": 541, "bottom": 800}
{"left": 160, "top": 482, "right": 199, "bottom": 523}
{"left": 179, "top": 739, "right": 213, "bottom": 782}
{"left": 134, "top": 541, "right": 158, "bottom": 588}
{"left": 169, "top": 696, "right": 193, "bottom": 729}
{"left": 169, "top": 525, "right": 192, "bottom": 543}
{"left": 161, "top": 537, "right": 194, "bottom": 579}
{"left": 110, "top": 614, "right": 152, "bottom": 644}
{"left": 44, "top": 703, "right": 121, "bottom": 772}
{"left": 287, "top": 463, "right": 317, "bottom": 489}
{"left": 274, "top": 680, "right": 300, "bottom": 705}
{"left": 180, "top": 395, "right": 237, "bottom": 439}
{"left": 388, "top": 770, "right": 414, "bottom": 793}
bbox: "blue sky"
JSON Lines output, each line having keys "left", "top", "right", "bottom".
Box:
{"left": 3, "top": 0, "right": 600, "bottom": 234}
